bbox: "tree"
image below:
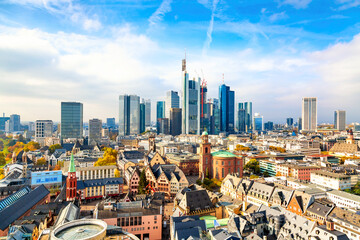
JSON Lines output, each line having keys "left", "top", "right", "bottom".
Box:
{"left": 53, "top": 165, "right": 61, "bottom": 170}
{"left": 263, "top": 171, "right": 270, "bottom": 177}
{"left": 138, "top": 169, "right": 148, "bottom": 194}
{"left": 244, "top": 159, "right": 260, "bottom": 174}
{"left": 114, "top": 169, "right": 121, "bottom": 178}
{"left": 24, "top": 141, "right": 40, "bottom": 152}
{"left": 49, "top": 144, "right": 62, "bottom": 154}
{"left": 94, "top": 147, "right": 118, "bottom": 166}
{"left": 235, "top": 144, "right": 251, "bottom": 152}
{"left": 36, "top": 157, "right": 47, "bottom": 166}
{"left": 0, "top": 152, "right": 5, "bottom": 166}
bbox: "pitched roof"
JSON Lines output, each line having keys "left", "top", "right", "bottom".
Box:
{"left": 179, "top": 190, "right": 214, "bottom": 212}
{"left": 0, "top": 185, "right": 50, "bottom": 230}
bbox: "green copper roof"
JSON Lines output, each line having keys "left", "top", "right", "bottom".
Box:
{"left": 211, "top": 150, "right": 237, "bottom": 158}
{"left": 68, "top": 153, "right": 76, "bottom": 173}
{"left": 202, "top": 131, "right": 208, "bottom": 136}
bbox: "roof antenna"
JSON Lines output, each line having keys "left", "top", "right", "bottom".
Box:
{"left": 222, "top": 73, "right": 225, "bottom": 84}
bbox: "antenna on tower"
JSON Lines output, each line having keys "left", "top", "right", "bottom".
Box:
{"left": 222, "top": 73, "right": 225, "bottom": 84}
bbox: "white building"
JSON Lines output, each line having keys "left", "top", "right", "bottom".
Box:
{"left": 310, "top": 170, "right": 351, "bottom": 190}
{"left": 35, "top": 120, "right": 53, "bottom": 146}
{"left": 326, "top": 189, "right": 360, "bottom": 210}
{"left": 334, "top": 110, "right": 346, "bottom": 131}
{"left": 165, "top": 90, "right": 180, "bottom": 119}
{"left": 302, "top": 97, "right": 317, "bottom": 131}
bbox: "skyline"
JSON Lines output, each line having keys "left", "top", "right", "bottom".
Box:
{"left": 1, "top": 0, "right": 360, "bottom": 123}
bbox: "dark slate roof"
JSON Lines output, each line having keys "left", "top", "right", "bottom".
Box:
{"left": 122, "top": 151, "right": 144, "bottom": 160}
{"left": 176, "top": 228, "right": 201, "bottom": 240}
{"left": 77, "top": 177, "right": 124, "bottom": 189}
{"left": 173, "top": 219, "right": 206, "bottom": 234}
{"left": 0, "top": 186, "right": 31, "bottom": 211}
{"left": 181, "top": 190, "right": 214, "bottom": 212}
{"left": 61, "top": 143, "right": 74, "bottom": 152}
{"left": 0, "top": 185, "right": 50, "bottom": 230}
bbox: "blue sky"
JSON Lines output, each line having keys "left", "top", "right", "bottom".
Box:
{"left": 0, "top": 0, "right": 360, "bottom": 124}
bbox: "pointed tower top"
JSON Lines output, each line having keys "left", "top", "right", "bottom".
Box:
{"left": 69, "top": 153, "right": 76, "bottom": 173}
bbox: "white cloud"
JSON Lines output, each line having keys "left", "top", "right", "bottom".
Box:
{"left": 148, "top": 0, "right": 173, "bottom": 27}
{"left": 268, "top": 11, "right": 288, "bottom": 22}
{"left": 278, "top": 0, "right": 312, "bottom": 9}
{"left": 203, "top": 0, "right": 220, "bottom": 55}
{"left": 335, "top": 0, "right": 360, "bottom": 10}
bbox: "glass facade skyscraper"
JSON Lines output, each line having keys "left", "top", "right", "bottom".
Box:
{"left": 119, "top": 95, "right": 140, "bottom": 136}
{"left": 253, "top": 113, "right": 263, "bottom": 132}
{"left": 144, "top": 99, "right": 151, "bottom": 127}
{"left": 165, "top": 91, "right": 180, "bottom": 119}
{"left": 286, "top": 117, "right": 294, "bottom": 127}
{"left": 140, "top": 102, "right": 145, "bottom": 133}
{"left": 106, "top": 118, "right": 116, "bottom": 129}
{"left": 244, "top": 102, "right": 252, "bottom": 132}
{"left": 156, "top": 101, "right": 165, "bottom": 119}
{"left": 237, "top": 104, "right": 246, "bottom": 132}
{"left": 219, "top": 84, "right": 235, "bottom": 133}
{"left": 61, "top": 102, "right": 83, "bottom": 140}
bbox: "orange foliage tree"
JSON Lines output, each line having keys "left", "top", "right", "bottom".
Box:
{"left": 94, "top": 147, "right": 118, "bottom": 166}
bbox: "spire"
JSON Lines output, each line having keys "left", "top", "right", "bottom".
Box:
{"left": 68, "top": 153, "right": 76, "bottom": 173}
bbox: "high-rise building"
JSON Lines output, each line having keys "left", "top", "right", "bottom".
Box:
{"left": 0, "top": 115, "right": 10, "bottom": 131}
{"left": 165, "top": 91, "right": 180, "bottom": 119}
{"left": 61, "top": 102, "right": 83, "bottom": 140}
{"left": 156, "top": 101, "right": 165, "bottom": 119}
{"left": 106, "top": 118, "right": 116, "bottom": 130}
{"left": 253, "top": 113, "right": 263, "bottom": 132}
{"left": 119, "top": 95, "right": 140, "bottom": 136}
{"left": 140, "top": 103, "right": 146, "bottom": 133}
{"left": 170, "top": 108, "right": 182, "bottom": 136}
{"left": 286, "top": 118, "right": 294, "bottom": 127}
{"left": 89, "top": 119, "right": 102, "bottom": 145}
{"left": 158, "top": 118, "right": 169, "bottom": 135}
{"left": 264, "top": 121, "right": 274, "bottom": 131}
{"left": 237, "top": 104, "right": 246, "bottom": 132}
{"left": 181, "top": 58, "right": 200, "bottom": 135}
{"left": 35, "top": 120, "right": 53, "bottom": 145}
{"left": 144, "top": 99, "right": 151, "bottom": 127}
{"left": 219, "top": 84, "right": 235, "bottom": 133}
{"left": 200, "top": 85, "right": 211, "bottom": 133}
{"left": 302, "top": 97, "right": 317, "bottom": 131}
{"left": 298, "top": 117, "right": 302, "bottom": 131}
{"left": 244, "top": 102, "right": 253, "bottom": 132}
{"left": 209, "top": 98, "right": 220, "bottom": 135}
{"left": 8, "top": 114, "right": 21, "bottom": 132}
{"left": 28, "top": 122, "right": 35, "bottom": 132}
{"left": 334, "top": 110, "right": 346, "bottom": 131}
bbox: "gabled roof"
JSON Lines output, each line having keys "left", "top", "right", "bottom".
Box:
{"left": 179, "top": 190, "right": 213, "bottom": 212}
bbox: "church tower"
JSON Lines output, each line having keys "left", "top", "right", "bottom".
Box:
{"left": 199, "top": 131, "right": 212, "bottom": 179}
{"left": 149, "top": 134, "right": 156, "bottom": 153}
{"left": 66, "top": 153, "right": 77, "bottom": 201}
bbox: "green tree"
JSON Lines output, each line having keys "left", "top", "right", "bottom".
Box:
{"left": 49, "top": 144, "right": 62, "bottom": 154}
{"left": 263, "top": 171, "right": 270, "bottom": 177}
{"left": 36, "top": 157, "right": 47, "bottom": 166}
{"left": 138, "top": 169, "right": 148, "bottom": 194}
{"left": 24, "top": 141, "right": 40, "bottom": 152}
{"left": 244, "top": 159, "right": 260, "bottom": 174}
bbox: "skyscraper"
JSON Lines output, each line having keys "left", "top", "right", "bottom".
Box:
{"left": 244, "top": 102, "right": 252, "bottom": 132}
{"left": 219, "top": 84, "right": 235, "bottom": 133}
{"left": 0, "top": 115, "right": 10, "bottom": 131}
{"left": 286, "top": 118, "right": 294, "bottom": 127}
{"left": 200, "top": 84, "right": 211, "bottom": 133}
{"left": 237, "top": 103, "right": 246, "bottom": 132}
{"left": 35, "top": 120, "right": 53, "bottom": 145}
{"left": 298, "top": 117, "right": 302, "bottom": 131}
{"left": 302, "top": 97, "right": 317, "bottom": 131}
{"left": 253, "top": 113, "right": 263, "bottom": 132}
{"left": 158, "top": 118, "right": 169, "bottom": 135}
{"left": 334, "top": 110, "right": 346, "bottom": 131}
{"left": 264, "top": 121, "right": 274, "bottom": 131}
{"left": 170, "top": 108, "right": 182, "bottom": 136}
{"left": 61, "top": 102, "right": 83, "bottom": 140}
{"left": 119, "top": 95, "right": 140, "bottom": 136}
{"left": 106, "top": 118, "right": 116, "bottom": 129}
{"left": 8, "top": 114, "right": 21, "bottom": 132}
{"left": 156, "top": 101, "right": 165, "bottom": 119}
{"left": 181, "top": 58, "right": 200, "bottom": 135}
{"left": 89, "top": 119, "right": 102, "bottom": 145}
{"left": 209, "top": 98, "right": 220, "bottom": 135}
{"left": 144, "top": 99, "right": 151, "bottom": 127}
{"left": 165, "top": 91, "right": 180, "bottom": 119}
{"left": 140, "top": 102, "right": 145, "bottom": 133}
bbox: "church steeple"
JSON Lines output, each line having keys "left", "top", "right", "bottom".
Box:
{"left": 66, "top": 153, "right": 77, "bottom": 201}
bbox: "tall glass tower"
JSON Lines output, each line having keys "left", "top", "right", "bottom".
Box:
{"left": 237, "top": 103, "right": 246, "bottom": 132}
{"left": 219, "top": 84, "right": 235, "bottom": 133}
{"left": 119, "top": 95, "right": 140, "bottom": 136}
{"left": 244, "top": 102, "right": 252, "bottom": 132}
{"left": 165, "top": 91, "right": 180, "bottom": 119}
{"left": 61, "top": 102, "right": 83, "bottom": 140}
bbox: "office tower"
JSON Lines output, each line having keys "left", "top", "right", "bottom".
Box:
{"left": 156, "top": 101, "right": 165, "bottom": 119}
{"left": 140, "top": 103, "right": 145, "bottom": 133}
{"left": 355, "top": 124, "right": 360, "bottom": 132}
{"left": 165, "top": 91, "right": 180, "bottom": 119}
{"left": 286, "top": 118, "right": 294, "bottom": 127}
{"left": 0, "top": 114, "right": 10, "bottom": 131}
{"left": 170, "top": 108, "right": 182, "bottom": 136}
{"left": 219, "top": 84, "right": 235, "bottom": 133}
{"left": 264, "top": 121, "right": 274, "bottom": 131}
{"left": 253, "top": 113, "right": 263, "bottom": 132}
{"left": 89, "top": 119, "right": 102, "bottom": 145}
{"left": 334, "top": 110, "right": 346, "bottom": 131}
{"left": 298, "top": 117, "right": 302, "bottom": 131}
{"left": 61, "top": 102, "right": 83, "bottom": 140}
{"left": 181, "top": 58, "right": 200, "bottom": 135}
{"left": 200, "top": 84, "right": 211, "bottom": 133}
{"left": 237, "top": 103, "right": 246, "bottom": 132}
{"left": 209, "top": 98, "right": 220, "bottom": 135}
{"left": 28, "top": 122, "right": 35, "bottom": 132}
{"left": 119, "top": 95, "right": 140, "bottom": 136}
{"left": 35, "top": 120, "right": 53, "bottom": 141}
{"left": 158, "top": 118, "right": 169, "bottom": 135}
{"left": 302, "top": 97, "right": 317, "bottom": 131}
{"left": 144, "top": 99, "right": 151, "bottom": 127}
{"left": 106, "top": 118, "right": 116, "bottom": 130}
{"left": 244, "top": 102, "right": 252, "bottom": 132}
{"left": 8, "top": 114, "right": 21, "bottom": 132}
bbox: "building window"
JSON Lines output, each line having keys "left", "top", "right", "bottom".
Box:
{"left": 222, "top": 168, "right": 224, "bottom": 178}
{"left": 222, "top": 161, "right": 224, "bottom": 166}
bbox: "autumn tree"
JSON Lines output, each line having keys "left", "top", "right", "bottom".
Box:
{"left": 114, "top": 169, "right": 121, "bottom": 178}
{"left": 53, "top": 165, "right": 61, "bottom": 170}
{"left": 94, "top": 147, "right": 118, "bottom": 166}
{"left": 235, "top": 144, "right": 251, "bottom": 152}
{"left": 36, "top": 157, "right": 47, "bottom": 166}
{"left": 24, "top": 141, "right": 40, "bottom": 152}
{"left": 244, "top": 159, "right": 260, "bottom": 174}
{"left": 0, "top": 152, "right": 5, "bottom": 166}
{"left": 138, "top": 169, "right": 148, "bottom": 194}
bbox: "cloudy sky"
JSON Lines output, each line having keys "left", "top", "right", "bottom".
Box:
{"left": 0, "top": 0, "right": 360, "bottom": 124}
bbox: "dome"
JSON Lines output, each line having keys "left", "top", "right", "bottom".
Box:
{"left": 202, "top": 131, "right": 208, "bottom": 136}
{"left": 211, "top": 150, "right": 237, "bottom": 158}
{"left": 52, "top": 219, "right": 107, "bottom": 240}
